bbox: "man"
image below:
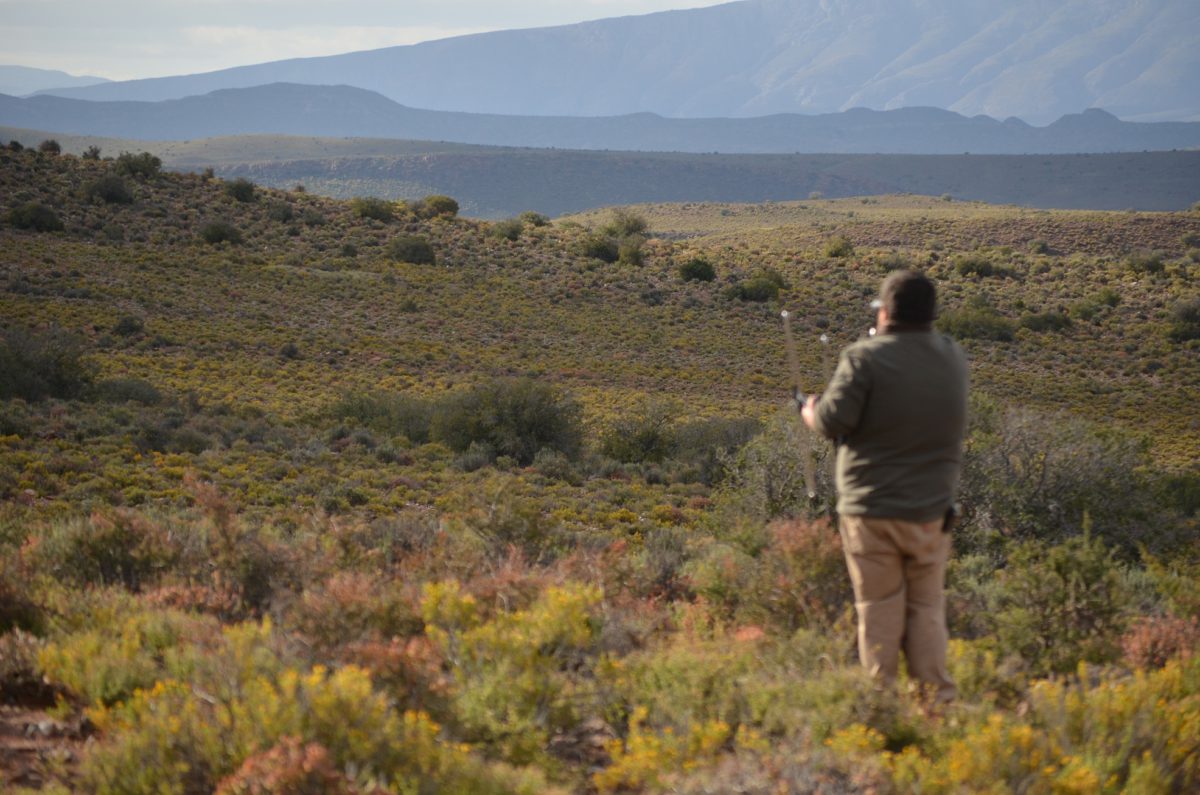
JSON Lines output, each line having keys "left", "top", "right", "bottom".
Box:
{"left": 801, "top": 270, "right": 967, "bottom": 702}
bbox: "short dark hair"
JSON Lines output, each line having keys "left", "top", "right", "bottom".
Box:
{"left": 879, "top": 270, "right": 936, "bottom": 326}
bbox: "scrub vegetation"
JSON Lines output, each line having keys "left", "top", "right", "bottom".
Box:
{"left": 1, "top": 147, "right": 1198, "bottom": 792}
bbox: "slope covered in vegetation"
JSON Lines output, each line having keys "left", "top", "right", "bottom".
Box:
{"left": 1, "top": 146, "right": 1198, "bottom": 792}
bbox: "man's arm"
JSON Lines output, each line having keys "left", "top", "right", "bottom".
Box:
{"left": 802, "top": 349, "right": 870, "bottom": 440}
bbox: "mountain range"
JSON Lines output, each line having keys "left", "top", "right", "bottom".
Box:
{"left": 0, "top": 65, "right": 109, "bottom": 97}
{"left": 4, "top": 83, "right": 1199, "bottom": 155}
{"left": 31, "top": 0, "right": 1200, "bottom": 124}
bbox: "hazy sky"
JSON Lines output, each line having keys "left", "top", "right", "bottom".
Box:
{"left": 0, "top": 0, "right": 734, "bottom": 81}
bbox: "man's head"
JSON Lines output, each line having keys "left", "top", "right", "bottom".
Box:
{"left": 876, "top": 270, "right": 936, "bottom": 329}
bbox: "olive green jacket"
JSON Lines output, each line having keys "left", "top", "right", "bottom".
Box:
{"left": 812, "top": 328, "right": 968, "bottom": 521}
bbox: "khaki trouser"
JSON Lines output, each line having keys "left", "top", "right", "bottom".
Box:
{"left": 839, "top": 514, "right": 956, "bottom": 702}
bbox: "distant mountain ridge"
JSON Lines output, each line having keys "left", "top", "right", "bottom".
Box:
{"left": 0, "top": 65, "right": 110, "bottom": 97}
{"left": 33, "top": 0, "right": 1200, "bottom": 124}
{"left": 4, "top": 83, "right": 1199, "bottom": 155}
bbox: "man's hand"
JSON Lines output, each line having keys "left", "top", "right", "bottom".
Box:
{"left": 801, "top": 395, "right": 819, "bottom": 431}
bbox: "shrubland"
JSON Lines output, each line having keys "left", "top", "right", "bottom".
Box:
{"left": 1, "top": 148, "right": 1198, "bottom": 792}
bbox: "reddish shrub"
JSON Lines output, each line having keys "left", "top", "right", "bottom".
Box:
{"left": 1121, "top": 615, "right": 1200, "bottom": 669}
{"left": 753, "top": 518, "right": 850, "bottom": 631}
{"left": 215, "top": 737, "right": 356, "bottom": 795}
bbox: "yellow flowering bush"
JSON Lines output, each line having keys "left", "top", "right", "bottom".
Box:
{"left": 593, "top": 705, "right": 733, "bottom": 793}
{"left": 424, "top": 580, "right": 603, "bottom": 763}
{"left": 82, "top": 621, "right": 554, "bottom": 794}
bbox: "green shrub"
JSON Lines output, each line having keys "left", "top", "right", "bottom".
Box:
{"left": 727, "top": 275, "right": 780, "bottom": 303}
{"left": 265, "top": 200, "right": 293, "bottom": 222}
{"left": 578, "top": 233, "right": 619, "bottom": 263}
{"left": 351, "top": 196, "right": 395, "bottom": 222}
{"left": 330, "top": 391, "right": 433, "bottom": 443}
{"left": 224, "top": 178, "right": 256, "bottom": 203}
{"left": 1167, "top": 297, "right": 1200, "bottom": 342}
{"left": 601, "top": 209, "right": 648, "bottom": 239}
{"left": 431, "top": 377, "right": 582, "bottom": 465}
{"left": 878, "top": 251, "right": 912, "bottom": 272}
{"left": 94, "top": 378, "right": 163, "bottom": 406}
{"left": 937, "top": 298, "right": 1015, "bottom": 341}
{"left": 421, "top": 194, "right": 459, "bottom": 218}
{"left": 1018, "top": 310, "right": 1071, "bottom": 332}
{"left": 714, "top": 412, "right": 833, "bottom": 528}
{"left": 112, "top": 315, "right": 144, "bottom": 336}
{"left": 29, "top": 511, "right": 179, "bottom": 592}
{"left": 38, "top": 139, "right": 61, "bottom": 155}
{"left": 200, "top": 220, "right": 242, "bottom": 245}
{"left": 7, "top": 201, "right": 63, "bottom": 231}
{"left": 824, "top": 235, "right": 854, "bottom": 258}
{"left": 955, "top": 256, "right": 1000, "bottom": 278}
{"left": 86, "top": 174, "right": 134, "bottom": 204}
{"left": 600, "top": 401, "right": 678, "bottom": 464}
{"left": 0, "top": 325, "right": 94, "bottom": 400}
{"left": 492, "top": 218, "right": 524, "bottom": 241}
{"left": 672, "top": 416, "right": 762, "bottom": 485}
{"left": 679, "top": 257, "right": 716, "bottom": 282}
{"left": 989, "top": 534, "right": 1128, "bottom": 675}
{"left": 618, "top": 235, "right": 646, "bottom": 266}
{"left": 386, "top": 235, "right": 436, "bottom": 264}
{"left": 518, "top": 211, "right": 549, "bottom": 227}
{"left": 82, "top": 145, "right": 102, "bottom": 160}
{"left": 1126, "top": 250, "right": 1165, "bottom": 274}
{"left": 959, "top": 398, "right": 1167, "bottom": 553}
{"left": 115, "top": 151, "right": 162, "bottom": 179}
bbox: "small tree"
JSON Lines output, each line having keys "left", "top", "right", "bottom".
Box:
{"left": 601, "top": 401, "right": 679, "bottom": 464}
{"left": 1168, "top": 297, "right": 1200, "bottom": 342}
{"left": 82, "top": 145, "right": 102, "bottom": 161}
{"left": 519, "top": 211, "right": 549, "bottom": 227}
{"left": 86, "top": 174, "right": 134, "bottom": 204}
{"left": 386, "top": 235, "right": 435, "bottom": 265}
{"left": 200, "top": 220, "right": 242, "bottom": 245}
{"left": 224, "top": 178, "right": 256, "bottom": 203}
{"left": 601, "top": 209, "right": 648, "bottom": 239}
{"left": 7, "top": 202, "right": 63, "bottom": 232}
{"left": 824, "top": 235, "right": 854, "bottom": 258}
{"left": 421, "top": 195, "right": 459, "bottom": 218}
{"left": 115, "top": 152, "right": 162, "bottom": 179}
{"left": 679, "top": 258, "right": 716, "bottom": 282}
{"left": 0, "top": 326, "right": 95, "bottom": 400}
{"left": 38, "top": 139, "right": 62, "bottom": 155}
{"left": 491, "top": 218, "right": 524, "bottom": 241}
{"left": 431, "top": 378, "right": 582, "bottom": 465}
{"left": 351, "top": 197, "right": 394, "bottom": 222}
{"left": 618, "top": 235, "right": 646, "bottom": 266}
{"left": 578, "top": 234, "right": 619, "bottom": 263}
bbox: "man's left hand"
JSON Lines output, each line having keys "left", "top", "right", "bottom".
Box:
{"left": 801, "top": 395, "right": 819, "bottom": 430}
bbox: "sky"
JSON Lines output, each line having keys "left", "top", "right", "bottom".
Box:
{"left": 0, "top": 0, "right": 734, "bottom": 81}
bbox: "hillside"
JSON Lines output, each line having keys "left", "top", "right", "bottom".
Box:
{"left": 5, "top": 126, "right": 1199, "bottom": 217}
{"left": 6, "top": 84, "right": 1200, "bottom": 155}
{"left": 1, "top": 148, "right": 1198, "bottom": 792}
{"left": 34, "top": 0, "right": 1200, "bottom": 124}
